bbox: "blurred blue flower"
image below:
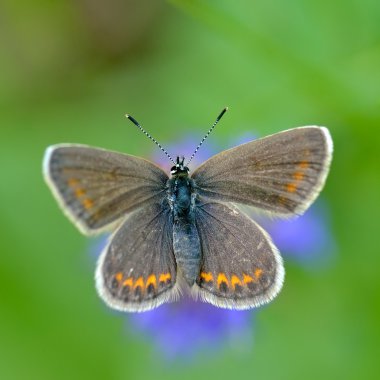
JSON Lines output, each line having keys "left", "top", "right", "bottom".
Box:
{"left": 128, "top": 297, "right": 252, "bottom": 361}
{"left": 151, "top": 133, "right": 217, "bottom": 173}
{"left": 90, "top": 130, "right": 335, "bottom": 361}
{"left": 260, "top": 201, "right": 336, "bottom": 266}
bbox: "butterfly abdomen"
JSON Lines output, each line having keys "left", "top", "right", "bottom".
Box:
{"left": 169, "top": 177, "right": 201, "bottom": 286}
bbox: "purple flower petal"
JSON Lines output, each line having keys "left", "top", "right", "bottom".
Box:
{"left": 152, "top": 133, "right": 218, "bottom": 172}
{"left": 262, "top": 201, "right": 336, "bottom": 266}
{"left": 128, "top": 297, "right": 253, "bottom": 361}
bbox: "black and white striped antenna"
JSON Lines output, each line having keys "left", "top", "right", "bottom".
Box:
{"left": 186, "top": 107, "right": 228, "bottom": 166}
{"left": 125, "top": 114, "right": 176, "bottom": 165}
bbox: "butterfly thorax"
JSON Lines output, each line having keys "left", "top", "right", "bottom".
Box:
{"left": 167, "top": 172, "right": 201, "bottom": 287}
{"left": 168, "top": 156, "right": 193, "bottom": 216}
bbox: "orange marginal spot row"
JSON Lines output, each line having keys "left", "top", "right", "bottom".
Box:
{"left": 159, "top": 273, "right": 171, "bottom": 282}
{"left": 200, "top": 272, "right": 213, "bottom": 282}
{"left": 292, "top": 171, "right": 304, "bottom": 181}
{"left": 75, "top": 188, "right": 86, "bottom": 197}
{"left": 200, "top": 269, "right": 263, "bottom": 290}
{"left": 115, "top": 272, "right": 171, "bottom": 291}
{"left": 82, "top": 198, "right": 94, "bottom": 210}
{"left": 285, "top": 183, "right": 297, "bottom": 193}
{"left": 284, "top": 156, "right": 310, "bottom": 194}
{"left": 67, "top": 178, "right": 94, "bottom": 209}
{"left": 67, "top": 178, "right": 79, "bottom": 187}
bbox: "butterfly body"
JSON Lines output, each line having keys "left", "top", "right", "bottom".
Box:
{"left": 168, "top": 171, "right": 201, "bottom": 286}
{"left": 43, "top": 124, "right": 333, "bottom": 312}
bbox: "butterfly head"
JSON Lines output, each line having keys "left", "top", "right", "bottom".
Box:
{"left": 170, "top": 156, "right": 189, "bottom": 177}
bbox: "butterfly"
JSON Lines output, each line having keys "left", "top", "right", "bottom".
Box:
{"left": 43, "top": 108, "right": 333, "bottom": 312}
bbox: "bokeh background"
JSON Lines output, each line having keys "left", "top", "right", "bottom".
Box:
{"left": 1, "top": 1, "right": 379, "bottom": 379}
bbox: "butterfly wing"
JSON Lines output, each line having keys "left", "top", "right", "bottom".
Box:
{"left": 43, "top": 144, "right": 168, "bottom": 235}
{"left": 193, "top": 200, "right": 284, "bottom": 309}
{"left": 192, "top": 126, "right": 333, "bottom": 216}
{"left": 96, "top": 200, "right": 178, "bottom": 312}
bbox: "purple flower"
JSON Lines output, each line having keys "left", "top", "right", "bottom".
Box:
{"left": 151, "top": 133, "right": 217, "bottom": 172}
{"left": 261, "top": 201, "right": 336, "bottom": 266}
{"left": 128, "top": 297, "right": 252, "bottom": 361}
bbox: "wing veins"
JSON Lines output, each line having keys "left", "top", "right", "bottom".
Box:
{"left": 197, "top": 206, "right": 252, "bottom": 257}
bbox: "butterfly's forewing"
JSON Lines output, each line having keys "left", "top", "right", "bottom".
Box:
{"left": 192, "top": 127, "right": 333, "bottom": 216}
{"left": 43, "top": 144, "right": 168, "bottom": 235}
{"left": 193, "top": 200, "right": 284, "bottom": 309}
{"left": 96, "top": 201, "right": 178, "bottom": 312}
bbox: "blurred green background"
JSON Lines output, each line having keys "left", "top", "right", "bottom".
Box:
{"left": 1, "top": 0, "right": 379, "bottom": 379}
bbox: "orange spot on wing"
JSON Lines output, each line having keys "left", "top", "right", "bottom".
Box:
{"left": 133, "top": 277, "right": 144, "bottom": 289}
{"left": 123, "top": 278, "right": 133, "bottom": 287}
{"left": 243, "top": 274, "right": 254, "bottom": 284}
{"left": 231, "top": 275, "right": 242, "bottom": 288}
{"left": 82, "top": 198, "right": 94, "bottom": 209}
{"left": 75, "top": 188, "right": 86, "bottom": 197}
{"left": 146, "top": 274, "right": 157, "bottom": 289}
{"left": 115, "top": 272, "right": 123, "bottom": 283}
{"left": 159, "top": 273, "right": 171, "bottom": 283}
{"left": 67, "top": 178, "right": 79, "bottom": 187}
{"left": 200, "top": 272, "right": 213, "bottom": 282}
{"left": 298, "top": 160, "right": 309, "bottom": 169}
{"left": 293, "top": 171, "right": 304, "bottom": 181}
{"left": 286, "top": 183, "right": 297, "bottom": 193}
{"left": 217, "top": 273, "right": 229, "bottom": 287}
{"left": 254, "top": 269, "right": 263, "bottom": 279}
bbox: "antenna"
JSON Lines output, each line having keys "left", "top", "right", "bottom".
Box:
{"left": 125, "top": 114, "right": 176, "bottom": 165}
{"left": 186, "top": 107, "right": 228, "bottom": 166}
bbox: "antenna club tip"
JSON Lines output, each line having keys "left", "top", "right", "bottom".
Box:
{"left": 125, "top": 114, "right": 130, "bottom": 118}
{"left": 224, "top": 106, "right": 229, "bottom": 111}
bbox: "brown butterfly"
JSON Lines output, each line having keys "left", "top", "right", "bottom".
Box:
{"left": 43, "top": 108, "right": 333, "bottom": 312}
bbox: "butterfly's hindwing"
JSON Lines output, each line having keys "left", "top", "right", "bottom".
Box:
{"left": 192, "top": 127, "right": 333, "bottom": 216}
{"left": 43, "top": 144, "right": 168, "bottom": 235}
{"left": 96, "top": 201, "right": 178, "bottom": 312}
{"left": 193, "top": 199, "right": 284, "bottom": 309}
